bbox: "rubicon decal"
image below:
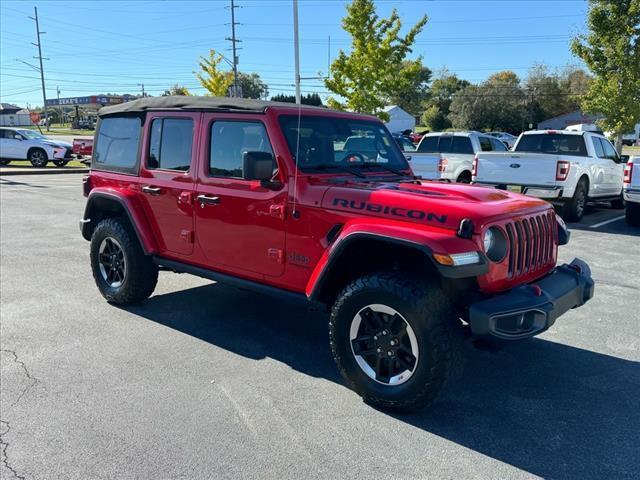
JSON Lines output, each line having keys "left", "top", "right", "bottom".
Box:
{"left": 332, "top": 198, "right": 447, "bottom": 224}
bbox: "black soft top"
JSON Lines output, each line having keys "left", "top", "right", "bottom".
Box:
{"left": 98, "top": 95, "right": 328, "bottom": 117}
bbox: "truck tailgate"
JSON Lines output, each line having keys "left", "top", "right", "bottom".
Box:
{"left": 475, "top": 152, "right": 561, "bottom": 186}
{"left": 408, "top": 153, "right": 440, "bottom": 180}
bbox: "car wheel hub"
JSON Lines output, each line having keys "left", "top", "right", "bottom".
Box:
{"left": 349, "top": 304, "right": 419, "bottom": 385}
{"left": 98, "top": 237, "right": 126, "bottom": 288}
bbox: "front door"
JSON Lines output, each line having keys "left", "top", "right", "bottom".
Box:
{"left": 138, "top": 112, "right": 199, "bottom": 256}
{"left": 194, "top": 113, "right": 286, "bottom": 277}
{"left": 599, "top": 137, "right": 624, "bottom": 196}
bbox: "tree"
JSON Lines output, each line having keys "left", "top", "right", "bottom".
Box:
{"left": 162, "top": 84, "right": 191, "bottom": 96}
{"left": 270, "top": 93, "right": 324, "bottom": 106}
{"left": 324, "top": 0, "right": 427, "bottom": 120}
{"left": 238, "top": 72, "right": 269, "bottom": 99}
{"left": 385, "top": 60, "right": 432, "bottom": 116}
{"left": 420, "top": 104, "right": 448, "bottom": 131}
{"left": 420, "top": 71, "right": 470, "bottom": 130}
{"left": 195, "top": 49, "right": 233, "bottom": 96}
{"left": 571, "top": 0, "right": 640, "bottom": 151}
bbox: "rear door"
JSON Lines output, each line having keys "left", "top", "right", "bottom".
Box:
{"left": 138, "top": 112, "right": 199, "bottom": 256}
{"left": 194, "top": 113, "right": 287, "bottom": 278}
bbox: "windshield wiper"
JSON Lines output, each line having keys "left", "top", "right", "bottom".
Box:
{"left": 357, "top": 162, "right": 411, "bottom": 177}
{"left": 310, "top": 164, "right": 366, "bottom": 178}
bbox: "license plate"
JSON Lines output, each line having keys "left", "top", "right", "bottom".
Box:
{"left": 507, "top": 185, "right": 523, "bottom": 193}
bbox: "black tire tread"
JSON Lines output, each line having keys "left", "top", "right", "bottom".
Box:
{"left": 562, "top": 179, "right": 588, "bottom": 222}
{"left": 329, "top": 270, "right": 462, "bottom": 413}
{"left": 90, "top": 217, "right": 158, "bottom": 305}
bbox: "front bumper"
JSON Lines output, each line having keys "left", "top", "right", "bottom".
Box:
{"left": 468, "top": 258, "right": 594, "bottom": 340}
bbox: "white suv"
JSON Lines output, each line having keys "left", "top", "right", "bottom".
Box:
{"left": 0, "top": 127, "right": 73, "bottom": 167}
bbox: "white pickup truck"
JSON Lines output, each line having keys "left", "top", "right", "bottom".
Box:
{"left": 624, "top": 156, "right": 640, "bottom": 226}
{"left": 473, "top": 130, "right": 627, "bottom": 221}
{"left": 409, "top": 131, "right": 508, "bottom": 183}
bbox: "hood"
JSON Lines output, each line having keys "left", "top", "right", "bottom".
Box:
{"left": 321, "top": 179, "right": 550, "bottom": 232}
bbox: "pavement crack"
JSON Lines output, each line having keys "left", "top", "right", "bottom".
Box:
{"left": 0, "top": 420, "right": 26, "bottom": 480}
{"left": 1, "top": 349, "right": 39, "bottom": 407}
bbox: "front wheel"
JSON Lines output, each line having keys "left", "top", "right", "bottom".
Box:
{"left": 28, "top": 148, "right": 48, "bottom": 167}
{"left": 329, "top": 271, "right": 462, "bottom": 413}
{"left": 90, "top": 217, "right": 158, "bottom": 305}
{"left": 53, "top": 160, "right": 69, "bottom": 167}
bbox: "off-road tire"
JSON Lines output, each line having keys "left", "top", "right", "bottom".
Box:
{"left": 0, "top": 159, "right": 10, "bottom": 166}
{"left": 90, "top": 217, "right": 158, "bottom": 305}
{"left": 611, "top": 192, "right": 625, "bottom": 209}
{"left": 626, "top": 202, "right": 640, "bottom": 227}
{"left": 53, "top": 160, "right": 69, "bottom": 167}
{"left": 329, "top": 271, "right": 463, "bottom": 413}
{"left": 562, "top": 179, "right": 588, "bottom": 222}
{"left": 28, "top": 148, "right": 48, "bottom": 168}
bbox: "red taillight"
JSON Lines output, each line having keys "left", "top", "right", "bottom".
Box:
{"left": 624, "top": 161, "right": 633, "bottom": 184}
{"left": 438, "top": 157, "right": 448, "bottom": 173}
{"left": 471, "top": 155, "right": 478, "bottom": 177}
{"left": 556, "top": 160, "right": 570, "bottom": 181}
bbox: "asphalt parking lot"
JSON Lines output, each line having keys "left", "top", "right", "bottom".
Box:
{"left": 1, "top": 174, "right": 638, "bottom": 480}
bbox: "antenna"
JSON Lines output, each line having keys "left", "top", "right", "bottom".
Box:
{"left": 293, "top": 0, "right": 301, "bottom": 104}
{"left": 291, "top": 101, "right": 303, "bottom": 219}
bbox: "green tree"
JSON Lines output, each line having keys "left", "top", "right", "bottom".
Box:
{"left": 238, "top": 72, "right": 269, "bottom": 99}
{"left": 195, "top": 49, "right": 234, "bottom": 96}
{"left": 270, "top": 93, "right": 324, "bottom": 106}
{"left": 385, "top": 60, "right": 432, "bottom": 117}
{"left": 420, "top": 71, "right": 469, "bottom": 130}
{"left": 571, "top": 0, "right": 640, "bottom": 151}
{"left": 324, "top": 0, "right": 428, "bottom": 120}
{"left": 420, "top": 104, "right": 448, "bottom": 131}
{"left": 162, "top": 84, "right": 191, "bottom": 96}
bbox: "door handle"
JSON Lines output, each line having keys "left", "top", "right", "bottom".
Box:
{"left": 142, "top": 185, "right": 162, "bottom": 195}
{"left": 197, "top": 194, "right": 220, "bottom": 206}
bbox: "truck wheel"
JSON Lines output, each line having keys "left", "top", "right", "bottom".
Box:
{"left": 28, "top": 148, "right": 48, "bottom": 167}
{"left": 611, "top": 192, "right": 625, "bottom": 209}
{"left": 329, "top": 271, "right": 462, "bottom": 413}
{"left": 456, "top": 171, "right": 471, "bottom": 184}
{"left": 562, "top": 180, "right": 587, "bottom": 222}
{"left": 53, "top": 160, "right": 69, "bottom": 167}
{"left": 90, "top": 217, "right": 158, "bottom": 305}
{"left": 626, "top": 202, "right": 640, "bottom": 227}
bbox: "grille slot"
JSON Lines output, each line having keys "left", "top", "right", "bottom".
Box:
{"left": 504, "top": 212, "right": 556, "bottom": 278}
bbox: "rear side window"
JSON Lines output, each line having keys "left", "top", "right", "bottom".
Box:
{"left": 592, "top": 137, "right": 605, "bottom": 158}
{"left": 94, "top": 117, "right": 141, "bottom": 171}
{"left": 452, "top": 136, "right": 474, "bottom": 154}
{"left": 489, "top": 137, "right": 508, "bottom": 151}
{"left": 210, "top": 121, "right": 273, "bottom": 178}
{"left": 417, "top": 136, "right": 438, "bottom": 152}
{"left": 479, "top": 137, "right": 493, "bottom": 151}
{"left": 515, "top": 134, "right": 587, "bottom": 156}
{"left": 148, "top": 118, "right": 193, "bottom": 171}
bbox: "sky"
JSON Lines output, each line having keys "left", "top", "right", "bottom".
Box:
{"left": 0, "top": 0, "right": 589, "bottom": 108}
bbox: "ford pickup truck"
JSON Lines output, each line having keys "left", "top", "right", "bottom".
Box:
{"left": 79, "top": 96, "right": 594, "bottom": 412}
{"left": 473, "top": 130, "right": 627, "bottom": 221}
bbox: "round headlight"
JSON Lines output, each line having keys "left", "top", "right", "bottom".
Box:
{"left": 483, "top": 227, "right": 507, "bottom": 262}
{"left": 483, "top": 229, "right": 495, "bottom": 253}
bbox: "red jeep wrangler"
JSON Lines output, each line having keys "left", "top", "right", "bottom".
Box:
{"left": 80, "top": 97, "right": 594, "bottom": 412}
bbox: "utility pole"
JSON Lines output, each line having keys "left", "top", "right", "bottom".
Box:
{"left": 57, "top": 86, "right": 61, "bottom": 126}
{"left": 29, "top": 7, "right": 49, "bottom": 131}
{"left": 293, "top": 0, "right": 301, "bottom": 104}
{"left": 226, "top": 0, "right": 241, "bottom": 97}
{"left": 138, "top": 83, "right": 145, "bottom": 97}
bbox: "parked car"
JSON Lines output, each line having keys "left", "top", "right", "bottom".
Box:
{"left": 486, "top": 131, "right": 518, "bottom": 149}
{"left": 410, "top": 131, "right": 508, "bottom": 183}
{"left": 621, "top": 123, "right": 640, "bottom": 146}
{"left": 77, "top": 119, "right": 95, "bottom": 130}
{"left": 624, "top": 156, "right": 640, "bottom": 226}
{"left": 473, "top": 130, "right": 627, "bottom": 222}
{"left": 73, "top": 138, "right": 93, "bottom": 157}
{"left": 79, "top": 96, "right": 594, "bottom": 412}
{"left": 0, "top": 127, "right": 73, "bottom": 167}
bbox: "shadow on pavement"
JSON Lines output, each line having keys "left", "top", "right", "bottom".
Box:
{"left": 125, "top": 282, "right": 639, "bottom": 480}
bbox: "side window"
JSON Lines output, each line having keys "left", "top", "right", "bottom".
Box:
{"left": 147, "top": 118, "right": 193, "bottom": 171}
{"left": 417, "top": 136, "right": 438, "bottom": 153}
{"left": 94, "top": 117, "right": 141, "bottom": 171}
{"left": 489, "top": 138, "right": 508, "bottom": 151}
{"left": 436, "top": 136, "right": 453, "bottom": 153}
{"left": 452, "top": 136, "right": 474, "bottom": 154}
{"left": 210, "top": 121, "right": 273, "bottom": 178}
{"left": 479, "top": 136, "right": 493, "bottom": 152}
{"left": 592, "top": 137, "right": 605, "bottom": 158}
{"left": 600, "top": 138, "right": 619, "bottom": 162}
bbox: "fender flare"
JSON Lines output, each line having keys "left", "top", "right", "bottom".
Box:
{"left": 80, "top": 189, "right": 158, "bottom": 254}
{"left": 306, "top": 231, "right": 488, "bottom": 302}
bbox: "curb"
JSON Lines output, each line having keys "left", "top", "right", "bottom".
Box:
{"left": 0, "top": 168, "right": 89, "bottom": 176}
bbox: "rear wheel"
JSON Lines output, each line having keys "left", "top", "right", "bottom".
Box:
{"left": 53, "top": 160, "right": 69, "bottom": 167}
{"left": 562, "top": 179, "right": 588, "bottom": 222}
{"left": 90, "top": 217, "right": 158, "bottom": 305}
{"left": 329, "top": 271, "right": 462, "bottom": 413}
{"left": 626, "top": 202, "right": 640, "bottom": 227}
{"left": 456, "top": 171, "right": 472, "bottom": 184}
{"left": 28, "top": 148, "right": 48, "bottom": 168}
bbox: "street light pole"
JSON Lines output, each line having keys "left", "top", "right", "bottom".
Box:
{"left": 293, "top": 0, "right": 301, "bottom": 104}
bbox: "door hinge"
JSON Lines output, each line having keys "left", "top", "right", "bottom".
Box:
{"left": 267, "top": 248, "right": 285, "bottom": 264}
{"left": 180, "top": 229, "right": 194, "bottom": 243}
{"left": 269, "top": 204, "right": 286, "bottom": 220}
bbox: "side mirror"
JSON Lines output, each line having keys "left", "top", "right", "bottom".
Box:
{"left": 243, "top": 151, "right": 281, "bottom": 189}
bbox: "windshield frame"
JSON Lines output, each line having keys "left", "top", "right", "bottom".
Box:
{"left": 277, "top": 114, "right": 410, "bottom": 175}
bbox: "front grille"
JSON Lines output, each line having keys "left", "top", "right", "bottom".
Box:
{"left": 504, "top": 211, "right": 556, "bottom": 278}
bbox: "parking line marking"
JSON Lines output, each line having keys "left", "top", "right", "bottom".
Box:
{"left": 589, "top": 215, "right": 625, "bottom": 229}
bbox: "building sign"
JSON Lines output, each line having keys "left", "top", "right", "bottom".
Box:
{"left": 46, "top": 95, "right": 130, "bottom": 107}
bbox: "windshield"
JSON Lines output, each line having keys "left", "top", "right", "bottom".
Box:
{"left": 278, "top": 115, "right": 409, "bottom": 173}
{"left": 18, "top": 130, "right": 46, "bottom": 140}
{"left": 515, "top": 133, "right": 587, "bottom": 156}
